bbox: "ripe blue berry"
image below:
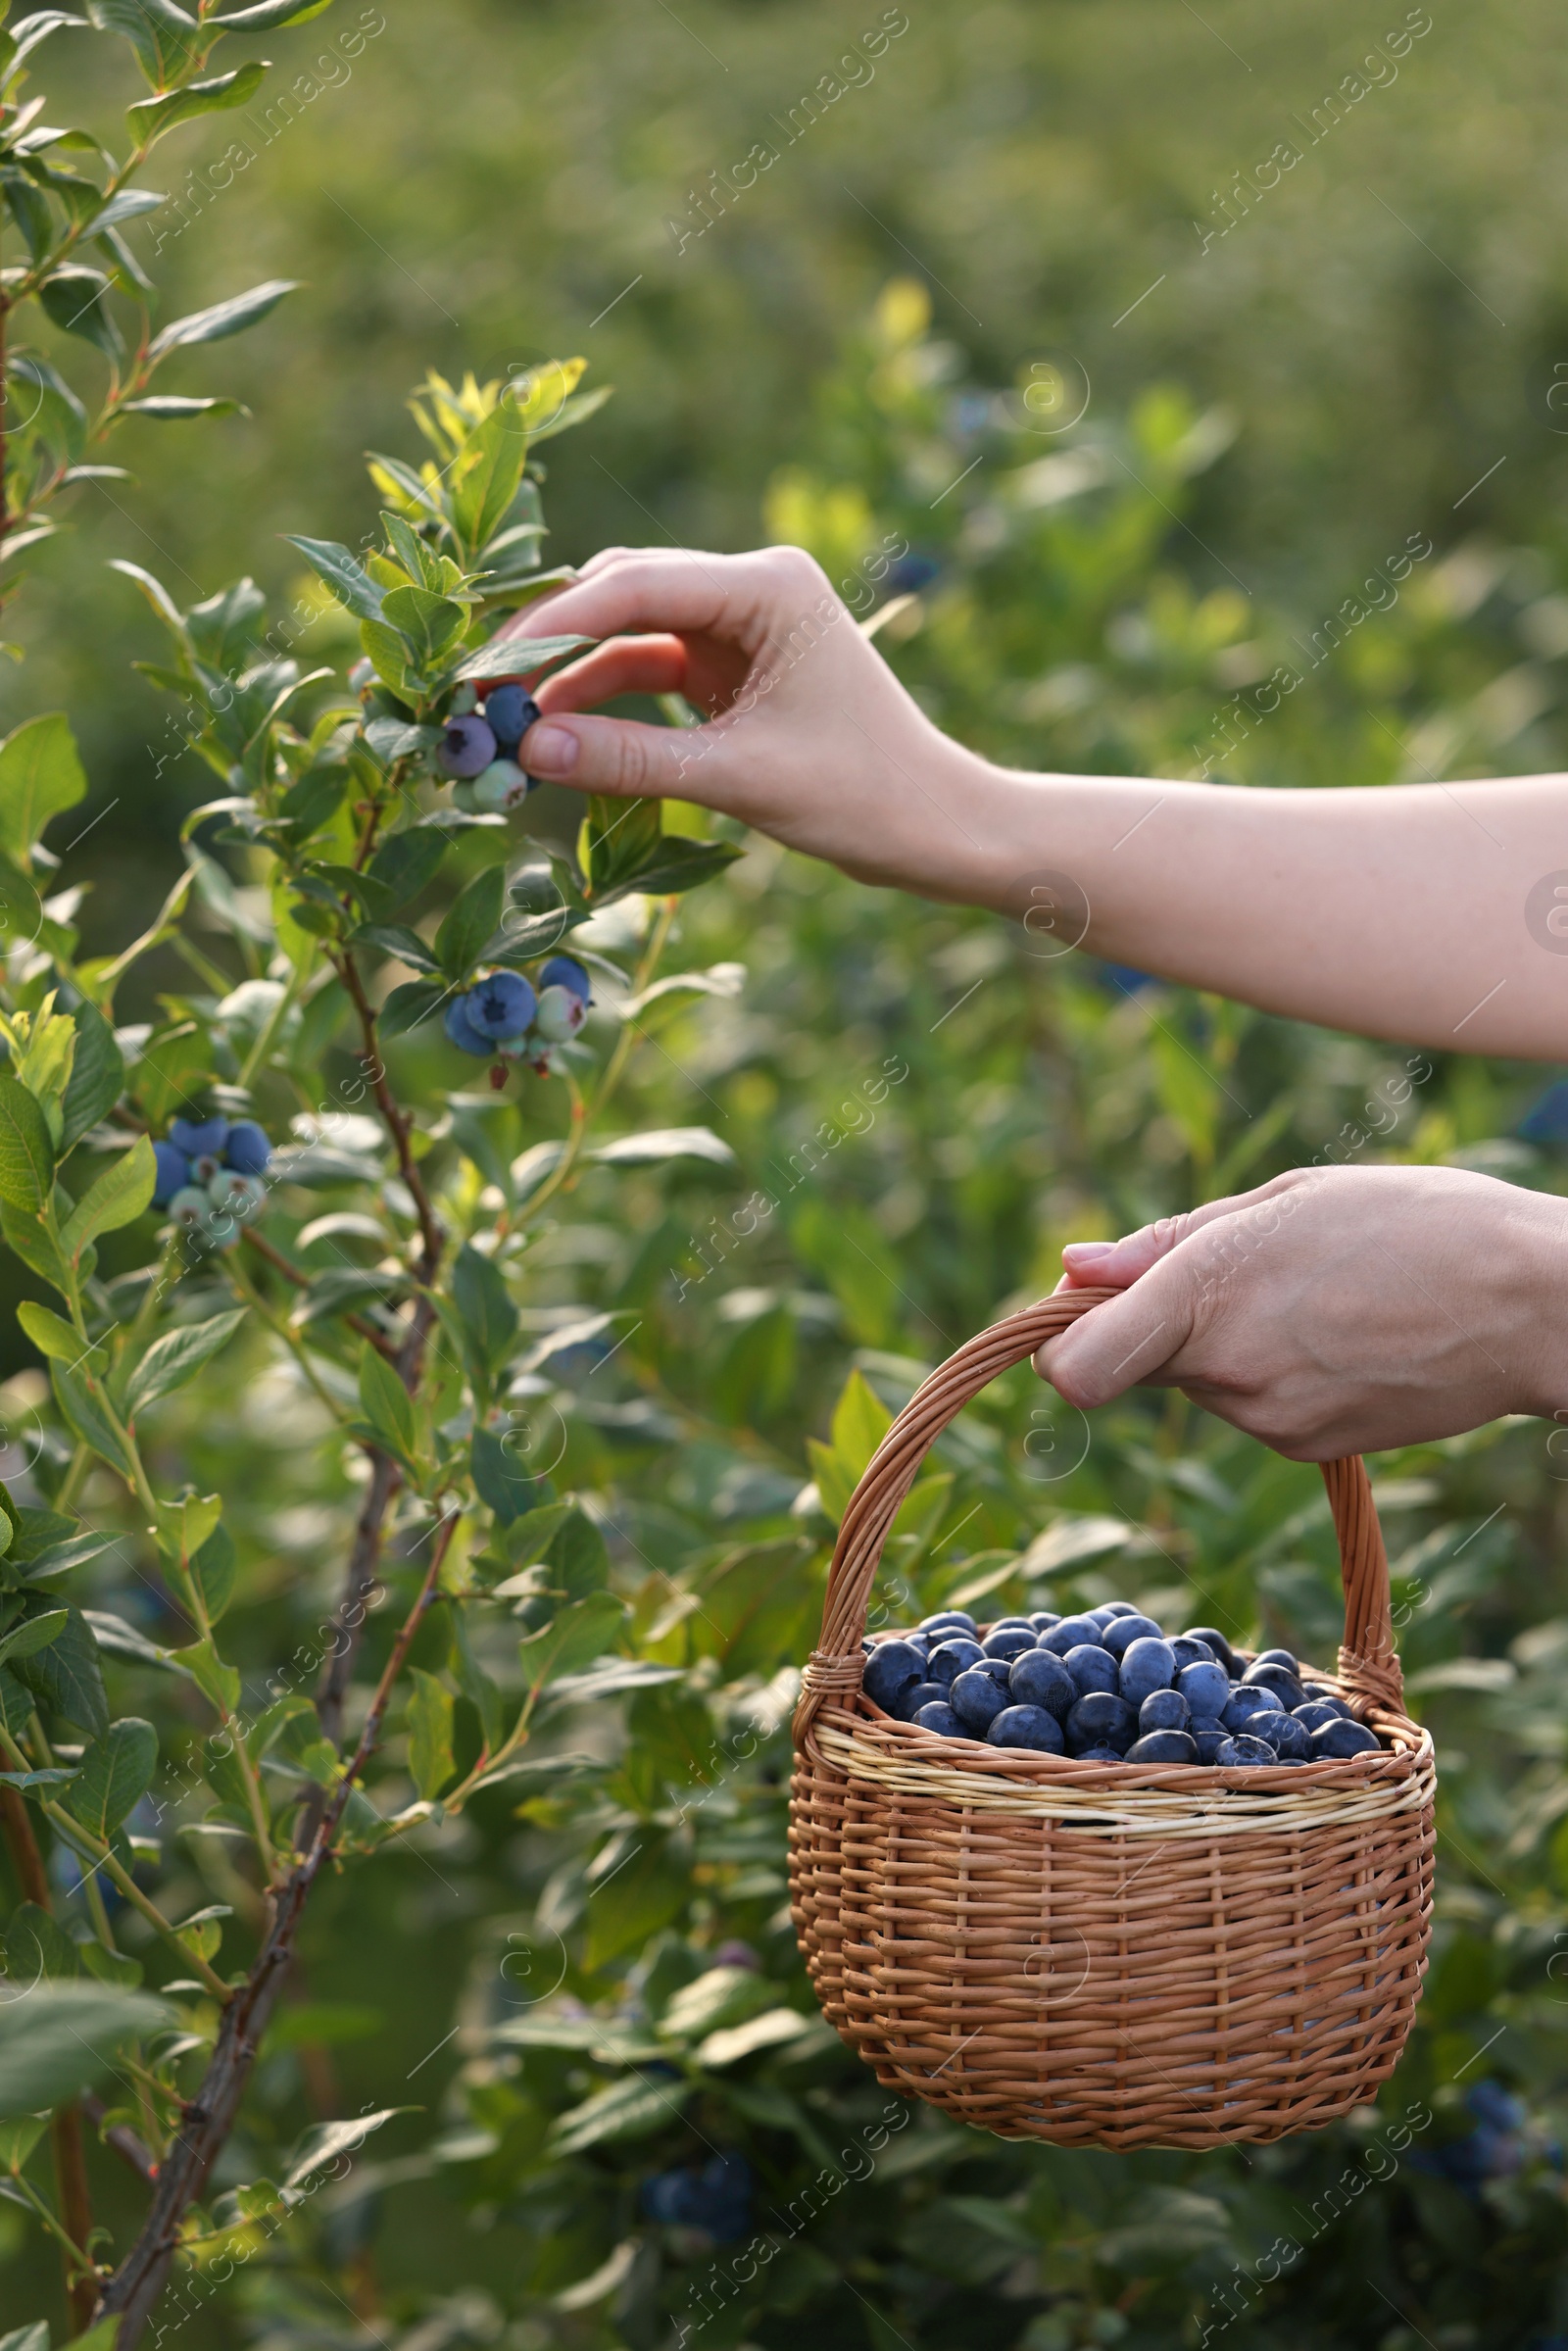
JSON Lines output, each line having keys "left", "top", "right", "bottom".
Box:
{"left": 1126, "top": 1730, "right": 1198, "bottom": 1764}
{"left": 483, "top": 685, "right": 540, "bottom": 750}
{"left": 989, "top": 1616, "right": 1036, "bottom": 1634}
{"left": 151, "top": 1141, "right": 190, "bottom": 1207}
{"left": 1139, "top": 1688, "right": 1190, "bottom": 1734}
{"left": 1252, "top": 1647, "right": 1299, "bottom": 1673}
{"left": 1028, "top": 1610, "right": 1061, "bottom": 1632}
{"left": 1177, "top": 1659, "right": 1230, "bottom": 1719}
{"left": 894, "top": 1680, "right": 946, "bottom": 1719}
{"left": 1074, "top": 1743, "right": 1124, "bottom": 1762}
{"left": 950, "top": 1667, "right": 1011, "bottom": 1734}
{"left": 222, "top": 1118, "right": 271, "bottom": 1177}
{"left": 1242, "top": 1661, "right": 1305, "bottom": 1711}
{"left": 981, "top": 1626, "right": 1036, "bottom": 1662}
{"left": 1007, "top": 1646, "right": 1076, "bottom": 1718}
{"left": 170, "top": 1115, "right": 227, "bottom": 1160}
{"left": 987, "top": 1704, "right": 1064, "bottom": 1753}
{"left": 437, "top": 713, "right": 498, "bottom": 778}
{"left": 1221, "top": 1686, "right": 1282, "bottom": 1733}
{"left": 1190, "top": 1723, "right": 1230, "bottom": 1763}
{"left": 919, "top": 1609, "right": 976, "bottom": 1638}
{"left": 1293, "top": 1698, "right": 1351, "bottom": 1734}
{"left": 926, "top": 1638, "right": 983, "bottom": 1688}
{"left": 862, "top": 1640, "right": 925, "bottom": 1712}
{"left": 444, "top": 996, "right": 495, "bottom": 1057}
{"left": 913, "top": 1700, "right": 965, "bottom": 1739}
{"left": 1102, "top": 1613, "right": 1163, "bottom": 1659}
{"left": 1309, "top": 1717, "right": 1381, "bottom": 1759}
{"left": 1170, "top": 1636, "right": 1215, "bottom": 1673}
{"left": 1039, "top": 1614, "right": 1103, "bottom": 1656}
{"left": 1063, "top": 1643, "right": 1119, "bottom": 1697}
{"left": 1181, "top": 1626, "right": 1243, "bottom": 1676}
{"left": 1225, "top": 1734, "right": 1278, "bottom": 1767}
{"left": 1065, "top": 1691, "right": 1137, "bottom": 1755}
{"left": 1118, "top": 1638, "right": 1176, "bottom": 1709}
{"left": 466, "top": 971, "right": 538, "bottom": 1044}
{"left": 1260, "top": 1710, "right": 1313, "bottom": 1760}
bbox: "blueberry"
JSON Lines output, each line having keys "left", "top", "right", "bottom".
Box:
{"left": 1139, "top": 1688, "right": 1190, "bottom": 1734}
{"left": 437, "top": 713, "right": 498, "bottom": 778}
{"left": 483, "top": 684, "right": 540, "bottom": 750}
{"left": 1126, "top": 1730, "right": 1198, "bottom": 1764}
{"left": 170, "top": 1115, "right": 227, "bottom": 1159}
{"left": 1065, "top": 1690, "right": 1137, "bottom": 1755}
{"left": 1262, "top": 1710, "right": 1313, "bottom": 1760}
{"left": 1096, "top": 1601, "right": 1144, "bottom": 1620}
{"left": 1252, "top": 1647, "right": 1299, "bottom": 1674}
{"left": 1118, "top": 1638, "right": 1176, "bottom": 1709}
{"left": 1085, "top": 1604, "right": 1122, "bottom": 1627}
{"left": 207, "top": 1169, "right": 266, "bottom": 1224}
{"left": 641, "top": 2152, "right": 752, "bottom": 2239}
{"left": 894, "top": 1681, "right": 946, "bottom": 1721}
{"left": 862, "top": 1640, "right": 926, "bottom": 1712}
{"left": 467, "top": 971, "right": 538, "bottom": 1045}
{"left": 919, "top": 1611, "right": 975, "bottom": 1638}
{"left": 444, "top": 995, "right": 495, "bottom": 1057}
{"left": 1102, "top": 1613, "right": 1163, "bottom": 1659}
{"left": 1040, "top": 1614, "right": 1104, "bottom": 1656}
{"left": 1242, "top": 1662, "right": 1305, "bottom": 1712}
{"left": 926, "top": 1638, "right": 984, "bottom": 1688}
{"left": 981, "top": 1626, "right": 1036, "bottom": 1662}
{"left": 1225, "top": 1734, "right": 1278, "bottom": 1767}
{"left": 1293, "top": 1699, "right": 1349, "bottom": 1735}
{"left": 989, "top": 1616, "right": 1037, "bottom": 1634}
{"left": 1007, "top": 1646, "right": 1076, "bottom": 1718}
{"left": 913, "top": 1700, "right": 965, "bottom": 1739}
{"left": 222, "top": 1118, "right": 271, "bottom": 1177}
{"left": 472, "top": 759, "right": 532, "bottom": 812}
{"left": 151, "top": 1141, "right": 190, "bottom": 1207}
{"left": 1063, "top": 1643, "right": 1119, "bottom": 1697}
{"left": 1221, "top": 1686, "right": 1281, "bottom": 1733}
{"left": 1075, "top": 1744, "right": 1124, "bottom": 1762}
{"left": 1182, "top": 1625, "right": 1242, "bottom": 1676}
{"left": 1191, "top": 1724, "right": 1231, "bottom": 1764}
{"left": 987, "top": 1704, "right": 1064, "bottom": 1753}
{"left": 1170, "top": 1636, "right": 1214, "bottom": 1673}
{"left": 1028, "top": 1610, "right": 1061, "bottom": 1632}
{"left": 1177, "top": 1659, "right": 1230, "bottom": 1719}
{"left": 950, "top": 1667, "right": 1011, "bottom": 1733}
{"left": 977, "top": 1656, "right": 1014, "bottom": 1687}
{"left": 540, "top": 955, "right": 593, "bottom": 1005}
{"left": 1299, "top": 1685, "right": 1351, "bottom": 1714}
{"left": 167, "top": 1185, "right": 214, "bottom": 1234}
{"left": 1310, "top": 1717, "right": 1381, "bottom": 1760}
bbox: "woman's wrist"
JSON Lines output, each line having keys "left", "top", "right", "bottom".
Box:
{"left": 1513, "top": 1190, "right": 1568, "bottom": 1421}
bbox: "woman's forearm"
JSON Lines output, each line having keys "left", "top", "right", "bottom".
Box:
{"left": 959, "top": 762, "right": 1568, "bottom": 1058}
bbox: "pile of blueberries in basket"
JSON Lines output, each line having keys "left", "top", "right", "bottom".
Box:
{"left": 860, "top": 1603, "right": 1384, "bottom": 1766}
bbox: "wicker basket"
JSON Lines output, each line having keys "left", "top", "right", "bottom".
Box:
{"left": 789, "top": 1294, "right": 1436, "bottom": 2148}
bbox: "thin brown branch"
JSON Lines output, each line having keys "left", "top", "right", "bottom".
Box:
{"left": 240, "top": 1226, "right": 403, "bottom": 1362}
{"left": 95, "top": 1513, "right": 461, "bottom": 2345}
{"left": 331, "top": 950, "right": 444, "bottom": 1283}
{"left": 80, "top": 2095, "right": 159, "bottom": 2186}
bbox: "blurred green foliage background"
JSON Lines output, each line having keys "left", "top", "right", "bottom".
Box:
{"left": 7, "top": 0, "right": 1568, "bottom": 2345}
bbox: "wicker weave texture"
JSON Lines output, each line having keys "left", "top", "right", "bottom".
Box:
{"left": 788, "top": 1295, "right": 1436, "bottom": 2148}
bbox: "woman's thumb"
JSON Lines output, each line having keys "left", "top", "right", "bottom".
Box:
{"left": 520, "top": 711, "right": 693, "bottom": 800}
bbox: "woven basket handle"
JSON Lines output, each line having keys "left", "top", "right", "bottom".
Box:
{"left": 794, "top": 1293, "right": 1401, "bottom": 1743}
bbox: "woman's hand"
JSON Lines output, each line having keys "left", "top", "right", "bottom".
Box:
{"left": 1034, "top": 1165, "right": 1568, "bottom": 1458}
{"left": 498, "top": 544, "right": 1015, "bottom": 902}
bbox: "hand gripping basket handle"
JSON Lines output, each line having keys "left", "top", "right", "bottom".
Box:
{"left": 794, "top": 1292, "right": 1401, "bottom": 1746}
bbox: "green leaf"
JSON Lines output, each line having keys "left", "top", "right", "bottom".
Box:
{"left": 38, "top": 265, "right": 121, "bottom": 356}
{"left": 123, "top": 1308, "right": 245, "bottom": 1421}
{"left": 60, "top": 1136, "right": 156, "bottom": 1260}
{"left": 85, "top": 0, "right": 202, "bottom": 84}
{"left": 180, "top": 1637, "right": 240, "bottom": 1717}
{"left": 68, "top": 1717, "right": 158, "bottom": 1838}
{"left": 191, "top": 1522, "right": 238, "bottom": 1624}
{"left": 6, "top": 1901, "right": 79, "bottom": 1984}
{"left": 406, "top": 1667, "right": 456, "bottom": 1801}
{"left": 16, "top": 1300, "right": 90, "bottom": 1365}
{"left": 357, "top": 1345, "right": 417, "bottom": 1467}
{"left": 454, "top": 397, "right": 530, "bottom": 554}
{"left": 600, "top": 836, "right": 744, "bottom": 905}
{"left": 282, "top": 533, "right": 385, "bottom": 624}
{"left": 584, "top": 793, "right": 661, "bottom": 894}
{"left": 60, "top": 1000, "right": 124, "bottom": 1152}
{"left": 452, "top": 1242, "right": 517, "bottom": 1378}
{"left": 378, "top": 980, "right": 448, "bottom": 1040}
{"left": 0, "top": 2116, "right": 51, "bottom": 2174}
{"left": 469, "top": 1426, "right": 539, "bottom": 1526}
{"left": 549, "top": 2070, "right": 691, "bottom": 2154}
{"left": 121, "top": 394, "right": 246, "bottom": 420}
{"left": 591, "top": 1127, "right": 734, "bottom": 1168}
{"left": 434, "top": 863, "right": 505, "bottom": 981}
{"left": 363, "top": 715, "right": 440, "bottom": 764}
{"left": 367, "top": 826, "right": 448, "bottom": 911}
{"left": 126, "top": 58, "right": 266, "bottom": 142}
{"left": 9, "top": 1602, "right": 108, "bottom": 1738}
{"left": 0, "top": 712, "right": 86, "bottom": 861}
{"left": 0, "top": 1196, "right": 72, "bottom": 1298}
{"left": 582, "top": 1832, "right": 689, "bottom": 1974}
{"left": 210, "top": 0, "right": 334, "bottom": 24}
{"left": 351, "top": 921, "right": 440, "bottom": 973}
{"left": 0, "top": 1983, "right": 172, "bottom": 2116}
{"left": 51, "top": 1363, "right": 132, "bottom": 1483}
{"left": 0, "top": 1608, "right": 66, "bottom": 1667}
{"left": 517, "top": 1592, "right": 625, "bottom": 1690}
{"left": 381, "top": 584, "right": 466, "bottom": 666}
{"left": 149, "top": 277, "right": 300, "bottom": 362}
{"left": 0, "top": 1076, "right": 54, "bottom": 1212}
{"left": 452, "top": 631, "right": 593, "bottom": 685}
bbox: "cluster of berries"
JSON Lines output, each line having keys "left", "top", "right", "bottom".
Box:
{"left": 438, "top": 683, "right": 541, "bottom": 814}
{"left": 150, "top": 1114, "right": 272, "bottom": 1246}
{"left": 862, "top": 1603, "right": 1385, "bottom": 1767}
{"left": 444, "top": 955, "right": 592, "bottom": 1075}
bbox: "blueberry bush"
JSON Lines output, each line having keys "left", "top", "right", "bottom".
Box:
{"left": 1, "top": 31, "right": 1567, "bottom": 2351}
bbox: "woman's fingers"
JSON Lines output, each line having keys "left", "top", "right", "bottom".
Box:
{"left": 518, "top": 709, "right": 714, "bottom": 800}
{"left": 497, "top": 548, "right": 786, "bottom": 656}
{"left": 534, "top": 636, "right": 690, "bottom": 710}
{"left": 1038, "top": 1246, "right": 1205, "bottom": 1406}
